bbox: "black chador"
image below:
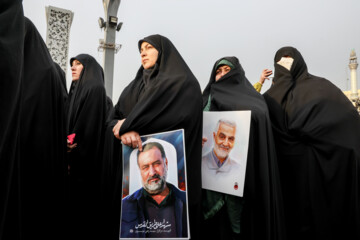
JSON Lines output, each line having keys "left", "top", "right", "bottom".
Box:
{"left": 263, "top": 47, "right": 360, "bottom": 240}
{"left": 102, "top": 34, "right": 203, "bottom": 239}
{"left": 0, "top": 1, "right": 24, "bottom": 239}
{"left": 11, "top": 16, "right": 67, "bottom": 240}
{"left": 202, "top": 56, "right": 286, "bottom": 240}
{"left": 66, "top": 54, "right": 107, "bottom": 239}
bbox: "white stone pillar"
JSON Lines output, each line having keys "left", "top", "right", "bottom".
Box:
{"left": 45, "top": 6, "right": 74, "bottom": 74}
{"left": 349, "top": 50, "right": 359, "bottom": 100}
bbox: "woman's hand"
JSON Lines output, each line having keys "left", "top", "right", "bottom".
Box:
{"left": 67, "top": 139, "right": 77, "bottom": 153}
{"left": 113, "top": 119, "right": 125, "bottom": 140}
{"left": 121, "top": 131, "right": 143, "bottom": 151}
{"left": 259, "top": 69, "right": 273, "bottom": 84}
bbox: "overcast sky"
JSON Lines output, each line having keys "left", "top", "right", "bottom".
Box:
{"left": 24, "top": 0, "right": 360, "bottom": 101}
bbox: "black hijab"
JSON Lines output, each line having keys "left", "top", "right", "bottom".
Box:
{"left": 116, "top": 34, "right": 203, "bottom": 202}
{"left": 67, "top": 54, "right": 107, "bottom": 136}
{"left": 202, "top": 56, "right": 286, "bottom": 240}
{"left": 203, "top": 56, "right": 268, "bottom": 112}
{"left": 115, "top": 35, "right": 202, "bottom": 137}
{"left": 102, "top": 34, "right": 203, "bottom": 239}
{"left": 66, "top": 54, "right": 107, "bottom": 174}
{"left": 264, "top": 47, "right": 360, "bottom": 239}
{"left": 66, "top": 54, "right": 107, "bottom": 239}
{"left": 19, "top": 17, "right": 68, "bottom": 240}
{"left": 0, "top": 1, "right": 24, "bottom": 239}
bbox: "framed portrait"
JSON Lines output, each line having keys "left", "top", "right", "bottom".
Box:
{"left": 120, "top": 129, "right": 190, "bottom": 239}
{"left": 202, "top": 111, "right": 251, "bottom": 197}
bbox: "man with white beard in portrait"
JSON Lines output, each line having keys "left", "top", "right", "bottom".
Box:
{"left": 202, "top": 119, "right": 242, "bottom": 181}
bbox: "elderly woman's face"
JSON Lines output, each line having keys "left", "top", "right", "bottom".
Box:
{"left": 215, "top": 65, "right": 231, "bottom": 81}
{"left": 71, "top": 59, "right": 83, "bottom": 81}
{"left": 140, "top": 41, "right": 159, "bottom": 69}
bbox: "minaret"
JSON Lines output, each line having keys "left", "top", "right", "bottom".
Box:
{"left": 349, "top": 49, "right": 359, "bottom": 100}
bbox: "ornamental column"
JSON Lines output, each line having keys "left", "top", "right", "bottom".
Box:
{"left": 45, "top": 6, "right": 74, "bottom": 74}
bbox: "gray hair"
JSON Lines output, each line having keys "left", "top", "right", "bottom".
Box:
{"left": 214, "top": 119, "right": 237, "bottom": 133}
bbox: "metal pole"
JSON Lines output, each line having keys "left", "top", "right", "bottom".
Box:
{"left": 100, "top": 0, "right": 121, "bottom": 100}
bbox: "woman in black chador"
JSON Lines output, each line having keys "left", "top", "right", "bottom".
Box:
{"left": 0, "top": 1, "right": 24, "bottom": 238}
{"left": 201, "top": 56, "right": 286, "bottom": 240}
{"left": 19, "top": 17, "right": 68, "bottom": 240}
{"left": 263, "top": 47, "right": 360, "bottom": 240}
{"left": 66, "top": 54, "right": 108, "bottom": 239}
{"left": 1, "top": 6, "right": 68, "bottom": 237}
{"left": 101, "top": 34, "right": 203, "bottom": 239}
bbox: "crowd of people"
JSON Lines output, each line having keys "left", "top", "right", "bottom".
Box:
{"left": 1, "top": 2, "right": 360, "bottom": 240}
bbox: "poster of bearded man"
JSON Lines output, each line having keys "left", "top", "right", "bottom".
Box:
{"left": 202, "top": 111, "right": 251, "bottom": 197}
{"left": 120, "top": 129, "right": 189, "bottom": 239}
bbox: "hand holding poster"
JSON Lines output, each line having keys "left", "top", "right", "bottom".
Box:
{"left": 120, "top": 129, "right": 189, "bottom": 239}
{"left": 202, "top": 111, "right": 251, "bottom": 197}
